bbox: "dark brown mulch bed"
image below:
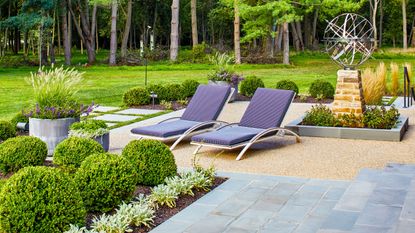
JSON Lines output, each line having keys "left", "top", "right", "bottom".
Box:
{"left": 85, "top": 177, "right": 227, "bottom": 232}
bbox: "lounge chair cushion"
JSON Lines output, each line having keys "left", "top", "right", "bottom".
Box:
{"left": 239, "top": 88, "right": 294, "bottom": 129}
{"left": 181, "top": 85, "right": 231, "bottom": 122}
{"left": 192, "top": 126, "right": 263, "bottom": 146}
{"left": 131, "top": 120, "right": 202, "bottom": 138}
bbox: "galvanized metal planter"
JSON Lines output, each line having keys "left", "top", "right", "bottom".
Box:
{"left": 93, "top": 133, "right": 110, "bottom": 152}
{"left": 208, "top": 80, "right": 237, "bottom": 102}
{"left": 29, "top": 117, "right": 79, "bottom": 155}
{"left": 285, "top": 116, "right": 409, "bottom": 142}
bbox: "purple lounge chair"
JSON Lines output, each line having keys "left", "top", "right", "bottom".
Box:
{"left": 130, "top": 85, "right": 232, "bottom": 150}
{"left": 191, "top": 88, "right": 301, "bottom": 160}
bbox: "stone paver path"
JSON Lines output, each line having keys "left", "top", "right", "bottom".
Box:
{"left": 93, "top": 106, "right": 120, "bottom": 112}
{"left": 93, "top": 114, "right": 140, "bottom": 122}
{"left": 150, "top": 172, "right": 350, "bottom": 233}
{"left": 150, "top": 163, "right": 415, "bottom": 233}
{"left": 115, "top": 109, "right": 163, "bottom": 115}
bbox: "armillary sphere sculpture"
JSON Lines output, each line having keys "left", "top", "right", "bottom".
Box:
{"left": 324, "top": 13, "right": 375, "bottom": 70}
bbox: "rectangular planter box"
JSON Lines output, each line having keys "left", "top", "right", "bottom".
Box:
{"left": 285, "top": 116, "right": 409, "bottom": 142}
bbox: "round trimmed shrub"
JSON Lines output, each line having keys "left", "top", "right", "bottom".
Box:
{"left": 10, "top": 112, "right": 28, "bottom": 131}
{"left": 0, "top": 136, "right": 47, "bottom": 174}
{"left": 123, "top": 87, "right": 151, "bottom": 106}
{"left": 147, "top": 84, "right": 168, "bottom": 101}
{"left": 181, "top": 80, "right": 200, "bottom": 98}
{"left": 240, "top": 76, "right": 265, "bottom": 97}
{"left": 164, "top": 83, "right": 183, "bottom": 101}
{"left": 75, "top": 153, "right": 137, "bottom": 212}
{"left": 122, "top": 139, "right": 177, "bottom": 186}
{"left": 276, "top": 80, "right": 299, "bottom": 95}
{"left": 0, "top": 121, "right": 16, "bottom": 142}
{"left": 0, "top": 179, "right": 5, "bottom": 191}
{"left": 0, "top": 166, "right": 86, "bottom": 232}
{"left": 54, "top": 137, "right": 104, "bottom": 168}
{"left": 309, "top": 79, "right": 335, "bottom": 99}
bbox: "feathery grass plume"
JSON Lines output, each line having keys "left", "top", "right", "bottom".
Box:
{"left": 404, "top": 62, "right": 413, "bottom": 85}
{"left": 26, "top": 66, "right": 84, "bottom": 108}
{"left": 390, "top": 63, "right": 400, "bottom": 96}
{"left": 362, "top": 63, "right": 386, "bottom": 105}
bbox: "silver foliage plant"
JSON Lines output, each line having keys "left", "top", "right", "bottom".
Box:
{"left": 65, "top": 162, "right": 216, "bottom": 233}
{"left": 69, "top": 128, "right": 110, "bottom": 139}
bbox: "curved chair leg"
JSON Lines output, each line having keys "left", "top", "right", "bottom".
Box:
{"left": 283, "top": 129, "right": 301, "bottom": 143}
{"left": 170, "top": 134, "right": 187, "bottom": 150}
{"left": 193, "top": 145, "right": 203, "bottom": 155}
{"left": 236, "top": 143, "right": 253, "bottom": 161}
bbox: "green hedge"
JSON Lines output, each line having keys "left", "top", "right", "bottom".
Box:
{"left": 0, "top": 167, "right": 86, "bottom": 233}
{"left": 122, "top": 139, "right": 177, "bottom": 186}
{"left": 75, "top": 153, "right": 137, "bottom": 212}
{"left": 240, "top": 76, "right": 265, "bottom": 97}
{"left": 0, "top": 121, "right": 16, "bottom": 142}
{"left": 181, "top": 80, "right": 200, "bottom": 98}
{"left": 53, "top": 137, "right": 104, "bottom": 169}
{"left": 276, "top": 80, "right": 299, "bottom": 95}
{"left": 0, "top": 136, "right": 47, "bottom": 174}
{"left": 123, "top": 87, "right": 151, "bottom": 106}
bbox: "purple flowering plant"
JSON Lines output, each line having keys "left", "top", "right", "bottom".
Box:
{"left": 24, "top": 102, "right": 98, "bottom": 120}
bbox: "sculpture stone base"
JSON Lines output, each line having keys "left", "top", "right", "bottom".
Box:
{"left": 332, "top": 70, "right": 365, "bottom": 116}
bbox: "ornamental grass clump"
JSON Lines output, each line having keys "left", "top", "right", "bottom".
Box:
{"left": 390, "top": 63, "right": 400, "bottom": 96}
{"left": 0, "top": 167, "right": 86, "bottom": 233}
{"left": 362, "top": 62, "right": 386, "bottom": 105}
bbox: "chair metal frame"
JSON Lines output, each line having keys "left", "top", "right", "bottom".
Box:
{"left": 191, "top": 124, "right": 301, "bottom": 160}
{"left": 190, "top": 93, "right": 301, "bottom": 160}
{"left": 130, "top": 88, "right": 234, "bottom": 150}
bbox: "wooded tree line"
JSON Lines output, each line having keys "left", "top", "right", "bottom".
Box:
{"left": 0, "top": 0, "right": 414, "bottom": 66}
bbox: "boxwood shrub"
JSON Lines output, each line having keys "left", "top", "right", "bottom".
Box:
{"left": 75, "top": 153, "right": 137, "bottom": 212}
{"left": 164, "top": 83, "right": 183, "bottom": 101}
{"left": 123, "top": 87, "right": 151, "bottom": 106}
{"left": 240, "top": 76, "right": 265, "bottom": 97}
{"left": 0, "top": 166, "right": 86, "bottom": 233}
{"left": 276, "top": 80, "right": 299, "bottom": 95}
{"left": 54, "top": 137, "right": 104, "bottom": 169}
{"left": 10, "top": 112, "right": 28, "bottom": 131}
{"left": 0, "top": 136, "right": 47, "bottom": 174}
{"left": 309, "top": 79, "right": 335, "bottom": 99}
{"left": 122, "top": 139, "right": 177, "bottom": 186}
{"left": 0, "top": 121, "right": 16, "bottom": 142}
{"left": 147, "top": 84, "right": 168, "bottom": 102}
{"left": 181, "top": 80, "right": 200, "bottom": 98}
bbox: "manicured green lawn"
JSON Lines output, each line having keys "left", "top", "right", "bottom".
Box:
{"left": 1, "top": 50, "right": 414, "bottom": 120}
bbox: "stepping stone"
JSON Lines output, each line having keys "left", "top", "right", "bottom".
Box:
{"left": 115, "top": 108, "right": 163, "bottom": 115}
{"left": 93, "top": 106, "right": 120, "bottom": 113}
{"left": 106, "top": 123, "right": 117, "bottom": 127}
{"left": 93, "top": 114, "right": 140, "bottom": 122}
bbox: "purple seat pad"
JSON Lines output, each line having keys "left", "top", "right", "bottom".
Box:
{"left": 131, "top": 120, "right": 202, "bottom": 138}
{"left": 192, "top": 126, "right": 263, "bottom": 146}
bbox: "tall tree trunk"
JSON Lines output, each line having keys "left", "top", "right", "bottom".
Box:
{"left": 121, "top": 0, "right": 132, "bottom": 59}
{"left": 69, "top": 0, "right": 97, "bottom": 64}
{"left": 290, "top": 23, "right": 300, "bottom": 52}
{"left": 283, "top": 22, "right": 289, "bottom": 65}
{"left": 170, "top": 0, "right": 180, "bottom": 61}
{"left": 191, "top": 0, "right": 198, "bottom": 46}
{"left": 109, "top": 0, "right": 118, "bottom": 65}
{"left": 61, "top": 0, "right": 71, "bottom": 65}
{"left": 312, "top": 8, "right": 319, "bottom": 49}
{"left": 370, "top": 0, "right": 379, "bottom": 49}
{"left": 379, "top": 0, "right": 383, "bottom": 47}
{"left": 303, "top": 14, "right": 312, "bottom": 49}
{"left": 234, "top": 0, "right": 241, "bottom": 64}
{"left": 295, "top": 21, "right": 304, "bottom": 51}
{"left": 402, "top": 0, "right": 408, "bottom": 49}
